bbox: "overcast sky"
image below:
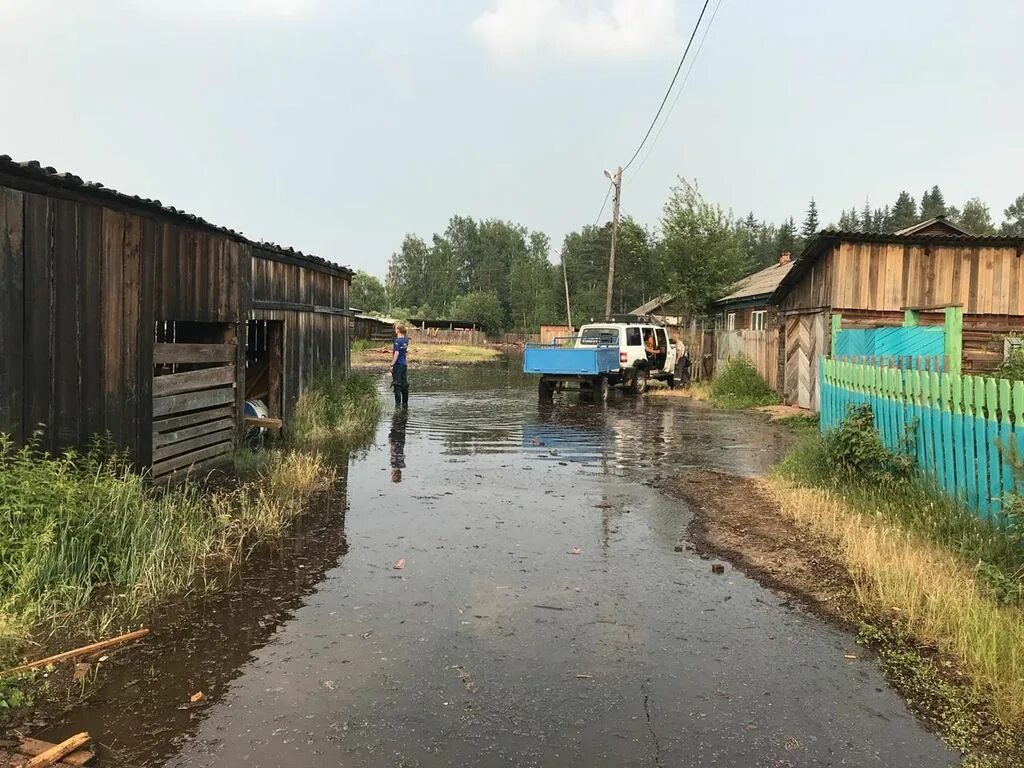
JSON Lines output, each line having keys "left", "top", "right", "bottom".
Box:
{"left": 3, "top": 0, "right": 1022, "bottom": 277}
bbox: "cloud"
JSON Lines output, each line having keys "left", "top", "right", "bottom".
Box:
{"left": 471, "top": 0, "right": 681, "bottom": 65}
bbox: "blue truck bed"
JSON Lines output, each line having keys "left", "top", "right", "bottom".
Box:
{"left": 523, "top": 343, "right": 619, "bottom": 376}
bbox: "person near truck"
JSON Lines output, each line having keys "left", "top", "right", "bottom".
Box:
{"left": 391, "top": 323, "right": 410, "bottom": 408}
{"left": 673, "top": 337, "right": 691, "bottom": 388}
{"left": 644, "top": 331, "right": 660, "bottom": 364}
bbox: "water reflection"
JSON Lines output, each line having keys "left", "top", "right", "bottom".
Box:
{"left": 388, "top": 410, "right": 407, "bottom": 483}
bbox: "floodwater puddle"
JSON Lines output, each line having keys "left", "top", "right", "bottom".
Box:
{"left": 41, "top": 361, "right": 958, "bottom": 767}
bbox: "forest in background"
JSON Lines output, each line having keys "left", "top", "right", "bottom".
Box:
{"left": 350, "top": 185, "right": 1024, "bottom": 335}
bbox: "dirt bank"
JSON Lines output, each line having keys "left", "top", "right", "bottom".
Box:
{"left": 663, "top": 469, "right": 1024, "bottom": 767}
{"left": 351, "top": 342, "right": 503, "bottom": 371}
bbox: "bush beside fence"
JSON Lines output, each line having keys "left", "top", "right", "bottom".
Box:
{"left": 820, "top": 357, "right": 1024, "bottom": 518}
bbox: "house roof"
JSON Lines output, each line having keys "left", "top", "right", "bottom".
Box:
{"left": 629, "top": 293, "right": 675, "bottom": 315}
{"left": 770, "top": 229, "right": 1024, "bottom": 304}
{"left": 893, "top": 215, "right": 973, "bottom": 236}
{"left": 713, "top": 260, "right": 794, "bottom": 306}
{"left": 0, "top": 154, "right": 352, "bottom": 277}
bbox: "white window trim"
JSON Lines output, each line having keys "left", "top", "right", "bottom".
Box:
{"left": 726, "top": 312, "right": 736, "bottom": 331}
{"left": 750, "top": 310, "right": 766, "bottom": 331}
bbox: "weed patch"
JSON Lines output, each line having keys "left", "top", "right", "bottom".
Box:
{"left": 708, "top": 359, "right": 780, "bottom": 409}
{"left": 291, "top": 368, "right": 382, "bottom": 449}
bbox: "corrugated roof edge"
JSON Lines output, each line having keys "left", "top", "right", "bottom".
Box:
{"left": 770, "top": 229, "right": 1024, "bottom": 304}
{"left": 0, "top": 154, "right": 353, "bottom": 277}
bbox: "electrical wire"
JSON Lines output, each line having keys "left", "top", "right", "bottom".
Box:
{"left": 631, "top": 0, "right": 723, "bottom": 179}
{"left": 593, "top": 181, "right": 614, "bottom": 226}
{"left": 621, "top": 0, "right": 712, "bottom": 173}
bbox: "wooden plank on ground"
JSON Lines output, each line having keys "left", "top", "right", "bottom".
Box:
{"left": 17, "top": 739, "right": 93, "bottom": 767}
{"left": 153, "top": 343, "right": 236, "bottom": 365}
{"left": 151, "top": 440, "right": 232, "bottom": 478}
{"left": 153, "top": 418, "right": 235, "bottom": 449}
{"left": 152, "top": 425, "right": 234, "bottom": 462}
{"left": 25, "top": 733, "right": 91, "bottom": 768}
{"left": 152, "top": 405, "right": 234, "bottom": 435}
{"left": 152, "top": 365, "right": 236, "bottom": 397}
{"left": 152, "top": 387, "right": 235, "bottom": 418}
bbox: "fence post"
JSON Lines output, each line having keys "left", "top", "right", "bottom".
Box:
{"left": 830, "top": 313, "right": 842, "bottom": 357}
{"left": 944, "top": 306, "right": 963, "bottom": 375}
{"left": 903, "top": 309, "right": 920, "bottom": 328}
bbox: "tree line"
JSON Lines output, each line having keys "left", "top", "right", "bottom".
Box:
{"left": 349, "top": 185, "right": 1024, "bottom": 335}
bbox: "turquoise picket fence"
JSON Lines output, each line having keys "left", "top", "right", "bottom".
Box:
{"left": 819, "top": 357, "right": 1024, "bottom": 518}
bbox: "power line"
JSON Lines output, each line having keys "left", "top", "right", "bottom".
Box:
{"left": 632, "top": 0, "right": 723, "bottom": 178}
{"left": 593, "top": 180, "right": 614, "bottom": 226}
{"left": 621, "top": 0, "right": 712, "bottom": 173}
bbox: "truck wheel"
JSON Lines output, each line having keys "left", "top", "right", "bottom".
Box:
{"left": 630, "top": 368, "right": 648, "bottom": 394}
{"left": 597, "top": 376, "right": 610, "bottom": 402}
{"left": 539, "top": 379, "right": 555, "bottom": 401}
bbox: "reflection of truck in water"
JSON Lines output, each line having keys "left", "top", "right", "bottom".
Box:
{"left": 524, "top": 318, "right": 677, "bottom": 400}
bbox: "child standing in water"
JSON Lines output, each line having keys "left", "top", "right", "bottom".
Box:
{"left": 391, "top": 323, "right": 410, "bottom": 408}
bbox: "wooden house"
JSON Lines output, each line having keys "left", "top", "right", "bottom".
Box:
{"left": 0, "top": 156, "right": 353, "bottom": 479}
{"left": 770, "top": 218, "right": 1024, "bottom": 409}
{"left": 712, "top": 253, "right": 794, "bottom": 331}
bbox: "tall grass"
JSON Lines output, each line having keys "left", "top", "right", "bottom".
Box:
{"left": 292, "top": 368, "right": 382, "bottom": 448}
{"left": 0, "top": 438, "right": 335, "bottom": 668}
{"left": 708, "top": 359, "right": 780, "bottom": 409}
{"left": 767, "top": 480, "right": 1024, "bottom": 728}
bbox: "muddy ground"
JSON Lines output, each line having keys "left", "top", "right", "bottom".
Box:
{"left": 10, "top": 362, "right": 963, "bottom": 767}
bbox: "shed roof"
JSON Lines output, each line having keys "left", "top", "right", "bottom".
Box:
{"left": 771, "top": 229, "right": 1024, "bottom": 303}
{"left": 893, "top": 215, "right": 973, "bottom": 236}
{"left": 0, "top": 154, "right": 352, "bottom": 277}
{"left": 629, "top": 293, "right": 675, "bottom": 315}
{"left": 713, "top": 260, "right": 794, "bottom": 306}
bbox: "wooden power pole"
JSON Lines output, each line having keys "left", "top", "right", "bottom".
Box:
{"left": 604, "top": 166, "right": 623, "bottom": 320}
{"left": 561, "top": 250, "right": 573, "bottom": 331}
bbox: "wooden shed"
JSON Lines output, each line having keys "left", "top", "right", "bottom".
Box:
{"left": 0, "top": 156, "right": 352, "bottom": 479}
{"left": 770, "top": 218, "right": 1024, "bottom": 410}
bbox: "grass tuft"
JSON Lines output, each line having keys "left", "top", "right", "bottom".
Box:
{"left": 708, "top": 359, "right": 780, "bottom": 409}
{"left": 291, "top": 368, "right": 382, "bottom": 449}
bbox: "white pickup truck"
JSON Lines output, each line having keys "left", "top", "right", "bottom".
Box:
{"left": 575, "top": 319, "right": 677, "bottom": 393}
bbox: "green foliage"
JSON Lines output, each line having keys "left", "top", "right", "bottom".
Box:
{"left": 800, "top": 197, "right": 820, "bottom": 240}
{"left": 0, "top": 436, "right": 338, "bottom": 667}
{"left": 1002, "top": 194, "right": 1024, "bottom": 236}
{"left": 920, "top": 185, "right": 948, "bottom": 220}
{"left": 778, "top": 406, "right": 1024, "bottom": 606}
{"left": 350, "top": 270, "right": 388, "bottom": 313}
{"left": 449, "top": 290, "right": 505, "bottom": 336}
{"left": 0, "top": 671, "right": 36, "bottom": 723}
{"left": 820, "top": 403, "right": 915, "bottom": 486}
{"left": 708, "top": 359, "right": 781, "bottom": 409}
{"left": 660, "top": 180, "right": 750, "bottom": 313}
{"left": 292, "top": 368, "right": 382, "bottom": 448}
{"left": 950, "top": 197, "right": 996, "bottom": 235}
{"left": 995, "top": 341, "right": 1024, "bottom": 380}
{"left": 890, "top": 190, "right": 918, "bottom": 230}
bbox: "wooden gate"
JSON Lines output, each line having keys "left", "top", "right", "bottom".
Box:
{"left": 152, "top": 341, "right": 239, "bottom": 480}
{"left": 784, "top": 312, "right": 826, "bottom": 411}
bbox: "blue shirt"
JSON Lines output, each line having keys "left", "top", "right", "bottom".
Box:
{"left": 393, "top": 336, "right": 409, "bottom": 366}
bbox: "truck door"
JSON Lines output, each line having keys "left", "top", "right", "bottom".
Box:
{"left": 655, "top": 328, "right": 669, "bottom": 370}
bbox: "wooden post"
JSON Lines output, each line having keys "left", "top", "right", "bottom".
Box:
{"left": 829, "top": 312, "right": 841, "bottom": 357}
{"left": 944, "top": 305, "right": 963, "bottom": 375}
{"left": 603, "top": 166, "right": 622, "bottom": 321}
{"left": 903, "top": 309, "right": 920, "bottom": 327}
{"left": 561, "top": 250, "right": 573, "bottom": 332}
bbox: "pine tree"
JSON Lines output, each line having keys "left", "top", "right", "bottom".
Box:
{"left": 861, "top": 201, "right": 873, "bottom": 232}
{"left": 890, "top": 191, "right": 918, "bottom": 230}
{"left": 775, "top": 217, "right": 797, "bottom": 256}
{"left": 801, "top": 198, "right": 820, "bottom": 239}
{"left": 920, "top": 185, "right": 947, "bottom": 219}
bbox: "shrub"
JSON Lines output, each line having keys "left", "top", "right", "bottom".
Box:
{"left": 820, "top": 403, "right": 915, "bottom": 486}
{"left": 708, "top": 359, "right": 780, "bottom": 409}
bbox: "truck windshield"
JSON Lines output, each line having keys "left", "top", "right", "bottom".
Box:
{"left": 578, "top": 327, "right": 618, "bottom": 346}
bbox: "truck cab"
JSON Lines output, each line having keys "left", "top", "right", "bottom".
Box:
{"left": 575, "top": 318, "right": 677, "bottom": 393}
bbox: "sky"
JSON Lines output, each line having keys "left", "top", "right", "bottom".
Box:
{"left": 3, "top": 0, "right": 1023, "bottom": 278}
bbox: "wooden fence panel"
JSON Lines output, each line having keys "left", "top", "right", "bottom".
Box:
{"left": 714, "top": 329, "right": 779, "bottom": 390}
{"left": 820, "top": 356, "right": 1024, "bottom": 519}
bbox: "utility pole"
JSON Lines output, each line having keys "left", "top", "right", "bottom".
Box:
{"left": 604, "top": 166, "right": 623, "bottom": 320}
{"left": 561, "top": 250, "right": 573, "bottom": 331}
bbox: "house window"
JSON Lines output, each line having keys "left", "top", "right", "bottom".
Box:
{"left": 726, "top": 313, "right": 736, "bottom": 331}
{"left": 750, "top": 310, "right": 766, "bottom": 331}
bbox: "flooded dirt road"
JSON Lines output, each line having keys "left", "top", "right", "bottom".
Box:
{"left": 46, "top": 362, "right": 956, "bottom": 766}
